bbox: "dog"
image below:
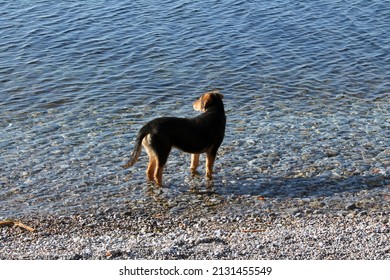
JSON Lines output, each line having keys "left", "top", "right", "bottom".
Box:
{"left": 123, "top": 90, "right": 226, "bottom": 186}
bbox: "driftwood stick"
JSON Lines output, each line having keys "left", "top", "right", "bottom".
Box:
{"left": 0, "top": 221, "right": 15, "bottom": 226}
{"left": 0, "top": 220, "right": 35, "bottom": 232}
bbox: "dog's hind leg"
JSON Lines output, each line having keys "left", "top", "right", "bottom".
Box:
{"left": 153, "top": 141, "right": 171, "bottom": 187}
{"left": 155, "top": 164, "right": 165, "bottom": 187}
{"left": 142, "top": 136, "right": 157, "bottom": 182}
{"left": 146, "top": 157, "right": 157, "bottom": 182}
{"left": 154, "top": 153, "right": 169, "bottom": 186}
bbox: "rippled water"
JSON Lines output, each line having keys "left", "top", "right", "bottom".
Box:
{"left": 1, "top": 0, "right": 389, "bottom": 217}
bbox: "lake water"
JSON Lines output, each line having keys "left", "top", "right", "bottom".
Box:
{"left": 1, "top": 0, "right": 389, "bottom": 217}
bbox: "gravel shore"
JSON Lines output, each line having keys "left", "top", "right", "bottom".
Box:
{"left": 1, "top": 187, "right": 389, "bottom": 260}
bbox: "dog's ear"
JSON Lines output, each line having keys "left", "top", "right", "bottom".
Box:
{"left": 208, "top": 90, "right": 224, "bottom": 100}
{"left": 214, "top": 92, "right": 224, "bottom": 100}
{"left": 202, "top": 94, "right": 213, "bottom": 109}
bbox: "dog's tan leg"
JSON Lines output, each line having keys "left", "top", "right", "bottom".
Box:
{"left": 155, "top": 164, "right": 164, "bottom": 187}
{"left": 146, "top": 156, "right": 157, "bottom": 182}
{"left": 143, "top": 136, "right": 157, "bottom": 183}
{"left": 205, "top": 151, "right": 216, "bottom": 180}
{"left": 190, "top": 153, "right": 200, "bottom": 174}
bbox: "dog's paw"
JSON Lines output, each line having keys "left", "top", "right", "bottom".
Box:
{"left": 191, "top": 169, "right": 200, "bottom": 177}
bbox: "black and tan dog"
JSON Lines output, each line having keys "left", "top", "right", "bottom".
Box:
{"left": 123, "top": 90, "right": 226, "bottom": 186}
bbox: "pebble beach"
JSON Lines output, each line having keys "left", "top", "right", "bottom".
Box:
{"left": 2, "top": 186, "right": 389, "bottom": 260}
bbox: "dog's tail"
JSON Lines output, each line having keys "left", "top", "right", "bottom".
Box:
{"left": 122, "top": 125, "right": 149, "bottom": 169}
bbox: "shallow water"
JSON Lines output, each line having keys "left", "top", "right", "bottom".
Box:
{"left": 0, "top": 0, "right": 389, "bottom": 217}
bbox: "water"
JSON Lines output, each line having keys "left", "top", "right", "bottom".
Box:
{"left": 1, "top": 0, "right": 389, "bottom": 217}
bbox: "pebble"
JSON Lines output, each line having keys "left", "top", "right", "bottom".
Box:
{"left": 1, "top": 191, "right": 389, "bottom": 260}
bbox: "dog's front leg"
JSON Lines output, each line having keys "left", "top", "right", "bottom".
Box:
{"left": 190, "top": 154, "right": 200, "bottom": 175}
{"left": 205, "top": 151, "right": 216, "bottom": 180}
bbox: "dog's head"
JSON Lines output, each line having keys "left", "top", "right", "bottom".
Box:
{"left": 193, "top": 90, "right": 224, "bottom": 112}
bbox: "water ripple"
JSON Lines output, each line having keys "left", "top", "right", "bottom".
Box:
{"left": 0, "top": 0, "right": 389, "bottom": 217}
